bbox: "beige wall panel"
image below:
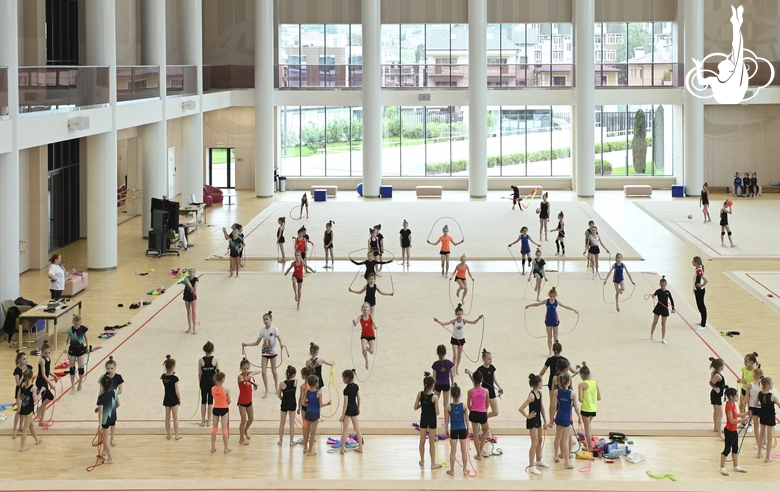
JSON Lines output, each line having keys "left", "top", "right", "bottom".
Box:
{"left": 488, "top": 0, "right": 572, "bottom": 23}
{"left": 279, "top": 0, "right": 362, "bottom": 25}
{"left": 381, "top": 0, "right": 468, "bottom": 25}
{"left": 116, "top": 0, "right": 141, "bottom": 65}
{"left": 704, "top": 0, "right": 780, "bottom": 61}
{"left": 595, "top": 0, "right": 676, "bottom": 22}
{"left": 202, "top": 0, "right": 256, "bottom": 65}
{"left": 203, "top": 108, "right": 257, "bottom": 190}
{"left": 20, "top": 0, "right": 46, "bottom": 65}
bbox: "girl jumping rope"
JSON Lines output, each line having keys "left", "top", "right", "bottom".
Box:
{"left": 434, "top": 305, "right": 483, "bottom": 375}
{"left": 284, "top": 251, "right": 315, "bottom": 310}
{"left": 525, "top": 287, "right": 579, "bottom": 355}
{"left": 529, "top": 249, "right": 547, "bottom": 301}
{"left": 428, "top": 225, "right": 463, "bottom": 277}
{"left": 451, "top": 254, "right": 474, "bottom": 304}
{"left": 242, "top": 311, "right": 285, "bottom": 398}
{"left": 353, "top": 303, "right": 378, "bottom": 370}
{"left": 603, "top": 253, "right": 635, "bottom": 312}
{"left": 508, "top": 226, "right": 540, "bottom": 275}
{"left": 349, "top": 273, "right": 393, "bottom": 316}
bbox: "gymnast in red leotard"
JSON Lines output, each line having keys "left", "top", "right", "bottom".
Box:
{"left": 353, "top": 303, "right": 378, "bottom": 370}
{"left": 284, "top": 251, "right": 315, "bottom": 310}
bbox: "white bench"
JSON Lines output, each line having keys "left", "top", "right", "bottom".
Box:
{"left": 624, "top": 185, "right": 652, "bottom": 197}
{"left": 515, "top": 186, "right": 543, "bottom": 196}
{"left": 416, "top": 186, "right": 443, "bottom": 197}
{"left": 310, "top": 185, "right": 338, "bottom": 197}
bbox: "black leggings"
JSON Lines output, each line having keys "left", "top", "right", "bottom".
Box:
{"left": 694, "top": 288, "right": 707, "bottom": 326}
{"left": 200, "top": 383, "right": 214, "bottom": 405}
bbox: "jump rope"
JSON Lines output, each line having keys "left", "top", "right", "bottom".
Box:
{"left": 522, "top": 303, "right": 580, "bottom": 340}
{"left": 448, "top": 278, "right": 475, "bottom": 315}
{"left": 431, "top": 316, "right": 486, "bottom": 365}
{"left": 86, "top": 421, "right": 104, "bottom": 472}
{"left": 347, "top": 248, "right": 396, "bottom": 294}
{"left": 425, "top": 217, "right": 465, "bottom": 246}
{"left": 349, "top": 321, "right": 378, "bottom": 383}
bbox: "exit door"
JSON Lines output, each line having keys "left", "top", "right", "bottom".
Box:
{"left": 208, "top": 148, "right": 236, "bottom": 189}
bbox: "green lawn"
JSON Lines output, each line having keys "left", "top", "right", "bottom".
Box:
{"left": 608, "top": 163, "right": 672, "bottom": 176}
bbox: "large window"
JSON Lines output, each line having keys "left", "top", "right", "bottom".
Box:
{"left": 279, "top": 106, "right": 363, "bottom": 177}
{"left": 595, "top": 22, "right": 678, "bottom": 87}
{"left": 381, "top": 24, "right": 468, "bottom": 88}
{"left": 595, "top": 105, "right": 673, "bottom": 176}
{"left": 382, "top": 106, "right": 469, "bottom": 176}
{"left": 278, "top": 25, "right": 362, "bottom": 88}
{"left": 487, "top": 106, "right": 572, "bottom": 177}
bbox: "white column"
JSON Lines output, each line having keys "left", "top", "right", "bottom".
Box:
{"left": 85, "top": 0, "right": 118, "bottom": 270}
{"left": 0, "top": 0, "right": 20, "bottom": 316}
{"left": 255, "top": 0, "right": 274, "bottom": 197}
{"left": 574, "top": 0, "right": 595, "bottom": 197}
{"left": 140, "top": 0, "right": 168, "bottom": 235}
{"left": 683, "top": 0, "right": 704, "bottom": 196}
{"left": 180, "top": 0, "right": 204, "bottom": 201}
{"left": 468, "top": 0, "right": 487, "bottom": 198}
{"left": 361, "top": 0, "right": 382, "bottom": 197}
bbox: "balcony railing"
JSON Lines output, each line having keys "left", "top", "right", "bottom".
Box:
{"left": 276, "top": 65, "right": 363, "bottom": 89}
{"left": 595, "top": 63, "right": 684, "bottom": 87}
{"left": 166, "top": 65, "right": 198, "bottom": 97}
{"left": 0, "top": 67, "right": 8, "bottom": 117}
{"left": 204, "top": 65, "right": 254, "bottom": 92}
{"left": 18, "top": 66, "right": 110, "bottom": 113}
{"left": 117, "top": 66, "right": 160, "bottom": 102}
{"left": 380, "top": 64, "right": 575, "bottom": 88}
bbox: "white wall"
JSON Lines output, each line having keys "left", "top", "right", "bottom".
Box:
{"left": 167, "top": 118, "right": 183, "bottom": 197}
{"left": 203, "top": 108, "right": 256, "bottom": 189}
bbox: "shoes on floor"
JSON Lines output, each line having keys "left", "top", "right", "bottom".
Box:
{"left": 731, "top": 244, "right": 738, "bottom": 248}
{"left": 719, "top": 468, "right": 729, "bottom": 476}
{"left": 662, "top": 339, "right": 668, "bottom": 344}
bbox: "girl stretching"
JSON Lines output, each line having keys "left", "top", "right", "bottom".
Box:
{"left": 323, "top": 221, "right": 335, "bottom": 269}
{"left": 349, "top": 273, "right": 393, "bottom": 316}
{"left": 399, "top": 220, "right": 412, "bottom": 266}
{"left": 431, "top": 344, "right": 455, "bottom": 431}
{"left": 242, "top": 311, "right": 285, "bottom": 398}
{"left": 414, "top": 372, "right": 441, "bottom": 469}
{"left": 551, "top": 212, "right": 565, "bottom": 256}
{"left": 650, "top": 276, "right": 675, "bottom": 344}
{"left": 277, "top": 217, "right": 286, "bottom": 263}
{"left": 300, "top": 193, "right": 309, "bottom": 219}
{"left": 577, "top": 362, "right": 600, "bottom": 456}
{"left": 450, "top": 254, "right": 474, "bottom": 304}
{"left": 198, "top": 341, "right": 219, "bottom": 427}
{"left": 519, "top": 374, "right": 549, "bottom": 475}
{"left": 434, "top": 305, "right": 483, "bottom": 375}
{"left": 160, "top": 355, "right": 181, "bottom": 440}
{"left": 757, "top": 376, "right": 779, "bottom": 462}
{"left": 719, "top": 200, "right": 735, "bottom": 247}
{"left": 508, "top": 226, "right": 540, "bottom": 275}
{"left": 529, "top": 249, "right": 547, "bottom": 301}
{"left": 183, "top": 268, "right": 198, "bottom": 334}
{"left": 467, "top": 370, "right": 490, "bottom": 460}
{"left": 351, "top": 252, "right": 393, "bottom": 282}
{"left": 428, "top": 225, "right": 463, "bottom": 277}
{"left": 709, "top": 357, "right": 726, "bottom": 440}
{"left": 353, "top": 303, "right": 378, "bottom": 370}
{"left": 526, "top": 288, "right": 579, "bottom": 355}
{"left": 278, "top": 365, "right": 297, "bottom": 446}
{"left": 446, "top": 383, "right": 469, "bottom": 475}
{"left": 211, "top": 372, "right": 231, "bottom": 454}
{"left": 339, "top": 369, "right": 364, "bottom": 454}
{"left": 551, "top": 373, "right": 579, "bottom": 469}
{"left": 237, "top": 359, "right": 261, "bottom": 445}
{"left": 284, "top": 251, "right": 315, "bottom": 310}
{"left": 603, "top": 253, "right": 635, "bottom": 312}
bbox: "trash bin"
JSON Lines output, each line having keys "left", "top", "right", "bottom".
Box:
{"left": 279, "top": 176, "right": 287, "bottom": 193}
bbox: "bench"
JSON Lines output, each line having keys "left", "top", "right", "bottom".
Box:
{"left": 515, "top": 186, "right": 543, "bottom": 197}
{"left": 624, "top": 185, "right": 652, "bottom": 197}
{"left": 310, "top": 185, "right": 338, "bottom": 197}
{"left": 416, "top": 186, "right": 443, "bottom": 198}
{"left": 62, "top": 272, "right": 88, "bottom": 297}
{"left": 762, "top": 186, "right": 779, "bottom": 193}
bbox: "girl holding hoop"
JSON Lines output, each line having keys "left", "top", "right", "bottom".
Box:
{"left": 603, "top": 253, "right": 635, "bottom": 312}
{"left": 434, "top": 306, "right": 483, "bottom": 375}
{"left": 242, "top": 311, "right": 285, "bottom": 399}
{"left": 428, "top": 225, "right": 463, "bottom": 277}
{"left": 525, "top": 288, "right": 578, "bottom": 356}
{"left": 450, "top": 254, "right": 474, "bottom": 304}
{"left": 183, "top": 268, "right": 198, "bottom": 334}
{"left": 353, "top": 303, "right": 378, "bottom": 370}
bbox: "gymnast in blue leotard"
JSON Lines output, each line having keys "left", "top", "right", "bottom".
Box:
{"left": 525, "top": 287, "right": 579, "bottom": 356}
{"left": 603, "top": 253, "right": 635, "bottom": 312}
{"left": 508, "top": 226, "right": 540, "bottom": 275}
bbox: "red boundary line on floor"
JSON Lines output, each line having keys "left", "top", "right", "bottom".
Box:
{"left": 666, "top": 219, "right": 723, "bottom": 256}
{"left": 3, "top": 489, "right": 667, "bottom": 492}
{"left": 46, "top": 418, "right": 718, "bottom": 425}
{"left": 745, "top": 273, "right": 780, "bottom": 299}
{"left": 244, "top": 201, "right": 285, "bottom": 239}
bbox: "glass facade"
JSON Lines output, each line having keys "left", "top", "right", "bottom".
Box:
{"left": 278, "top": 24, "right": 363, "bottom": 88}
{"left": 595, "top": 105, "right": 674, "bottom": 176}
{"left": 595, "top": 22, "right": 681, "bottom": 87}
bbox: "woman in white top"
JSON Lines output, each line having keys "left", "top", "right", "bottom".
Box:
{"left": 47, "top": 254, "right": 66, "bottom": 299}
{"left": 242, "top": 311, "right": 285, "bottom": 399}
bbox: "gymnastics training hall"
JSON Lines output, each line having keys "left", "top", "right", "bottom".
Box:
{"left": 1, "top": 1, "right": 780, "bottom": 491}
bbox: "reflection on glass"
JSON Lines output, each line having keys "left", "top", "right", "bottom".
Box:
{"left": 0, "top": 67, "right": 8, "bottom": 117}
{"left": 117, "top": 66, "right": 160, "bottom": 102}
{"left": 595, "top": 105, "right": 672, "bottom": 176}
{"left": 18, "top": 66, "right": 110, "bottom": 113}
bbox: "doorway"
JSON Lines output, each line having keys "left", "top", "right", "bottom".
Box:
{"left": 47, "top": 139, "right": 80, "bottom": 252}
{"left": 208, "top": 148, "right": 236, "bottom": 189}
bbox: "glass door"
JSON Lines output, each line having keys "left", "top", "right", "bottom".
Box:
{"left": 208, "top": 148, "right": 236, "bottom": 188}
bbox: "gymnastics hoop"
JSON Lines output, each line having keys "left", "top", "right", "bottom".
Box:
{"left": 448, "top": 278, "right": 475, "bottom": 315}
{"left": 522, "top": 305, "right": 580, "bottom": 340}
{"left": 86, "top": 422, "right": 104, "bottom": 472}
{"left": 320, "top": 366, "right": 342, "bottom": 420}
{"left": 350, "top": 322, "right": 378, "bottom": 383}
{"left": 289, "top": 205, "right": 307, "bottom": 221}
{"left": 601, "top": 277, "right": 637, "bottom": 305}
{"left": 432, "top": 315, "right": 485, "bottom": 364}
{"left": 426, "top": 217, "right": 465, "bottom": 244}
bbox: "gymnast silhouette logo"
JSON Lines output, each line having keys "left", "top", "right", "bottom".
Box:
{"left": 685, "top": 5, "right": 774, "bottom": 104}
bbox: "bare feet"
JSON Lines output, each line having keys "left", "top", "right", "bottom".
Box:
{"left": 365, "top": 361, "right": 369, "bottom": 370}
{"left": 419, "top": 460, "right": 425, "bottom": 467}
{"left": 185, "top": 328, "right": 191, "bottom": 334}
{"left": 277, "top": 440, "right": 282, "bottom": 446}
{"left": 564, "top": 463, "right": 574, "bottom": 469}
{"left": 110, "top": 439, "right": 116, "bottom": 447}
{"left": 102, "top": 458, "right": 114, "bottom": 464}
{"left": 77, "top": 381, "right": 82, "bottom": 391}
{"left": 225, "top": 448, "right": 232, "bottom": 454}
{"left": 35, "top": 438, "right": 42, "bottom": 445}
{"left": 199, "top": 421, "right": 206, "bottom": 427}
{"left": 240, "top": 440, "right": 249, "bottom": 446}
{"left": 431, "top": 463, "right": 442, "bottom": 470}
{"left": 175, "top": 435, "right": 182, "bottom": 440}
{"left": 262, "top": 390, "right": 268, "bottom": 399}
{"left": 616, "top": 305, "right": 620, "bottom": 312}
{"left": 20, "top": 447, "right": 29, "bottom": 452}
{"left": 355, "top": 447, "right": 363, "bottom": 453}
{"left": 211, "top": 447, "right": 217, "bottom": 453}
{"left": 307, "top": 451, "right": 317, "bottom": 456}
{"left": 166, "top": 435, "right": 171, "bottom": 440}
{"left": 290, "top": 441, "right": 296, "bottom": 446}
{"left": 475, "top": 454, "right": 482, "bottom": 461}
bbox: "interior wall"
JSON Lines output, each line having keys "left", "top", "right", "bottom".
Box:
{"left": 167, "top": 118, "right": 183, "bottom": 197}
{"left": 166, "top": 0, "right": 185, "bottom": 65}
{"left": 703, "top": 105, "right": 780, "bottom": 188}
{"left": 202, "top": 108, "right": 256, "bottom": 190}
{"left": 595, "top": 0, "right": 676, "bottom": 22}
{"left": 202, "top": 0, "right": 255, "bottom": 65}
{"left": 19, "top": 149, "right": 30, "bottom": 273}
{"left": 118, "top": 127, "right": 142, "bottom": 217}
{"left": 704, "top": 0, "right": 780, "bottom": 61}
{"left": 19, "top": 0, "right": 46, "bottom": 65}
{"left": 116, "top": 0, "right": 142, "bottom": 65}
{"left": 24, "top": 146, "right": 48, "bottom": 271}
{"left": 279, "top": 0, "right": 361, "bottom": 24}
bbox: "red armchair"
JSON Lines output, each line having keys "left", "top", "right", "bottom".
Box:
{"left": 203, "top": 184, "right": 223, "bottom": 207}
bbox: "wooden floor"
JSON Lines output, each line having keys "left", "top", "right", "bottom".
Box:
{"left": 3, "top": 189, "right": 780, "bottom": 491}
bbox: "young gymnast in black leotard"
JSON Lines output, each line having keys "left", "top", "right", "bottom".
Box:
{"left": 650, "top": 276, "right": 675, "bottom": 344}
{"left": 351, "top": 252, "right": 393, "bottom": 282}
{"left": 719, "top": 200, "right": 735, "bottom": 248}
{"left": 323, "top": 221, "right": 335, "bottom": 269}
{"left": 349, "top": 273, "right": 393, "bottom": 315}
{"left": 198, "top": 341, "right": 219, "bottom": 427}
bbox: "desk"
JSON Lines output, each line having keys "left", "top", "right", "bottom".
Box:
{"left": 179, "top": 203, "right": 207, "bottom": 227}
{"left": 17, "top": 300, "right": 82, "bottom": 350}
{"left": 223, "top": 192, "right": 238, "bottom": 205}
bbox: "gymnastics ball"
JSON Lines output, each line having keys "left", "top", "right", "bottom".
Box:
{"left": 535, "top": 208, "right": 541, "bottom": 214}
{"left": 687, "top": 214, "right": 693, "bottom": 219}
{"left": 727, "top": 200, "right": 734, "bottom": 206}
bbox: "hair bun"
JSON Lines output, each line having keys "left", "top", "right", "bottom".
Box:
{"left": 528, "top": 373, "right": 535, "bottom": 380}
{"left": 424, "top": 371, "right": 431, "bottom": 377}
{"left": 709, "top": 357, "right": 715, "bottom": 362}
{"left": 581, "top": 361, "right": 587, "bottom": 367}
{"left": 310, "top": 342, "right": 315, "bottom": 347}
{"left": 452, "top": 382, "right": 458, "bottom": 388}
{"left": 753, "top": 352, "right": 759, "bottom": 357}
{"left": 457, "top": 303, "right": 462, "bottom": 309}
{"left": 109, "top": 356, "right": 114, "bottom": 361}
